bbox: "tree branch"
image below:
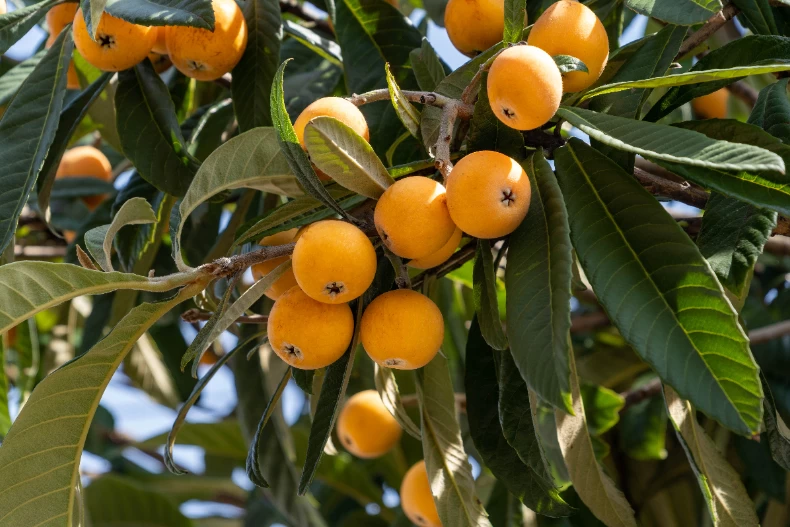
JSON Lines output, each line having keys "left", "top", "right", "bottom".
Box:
{"left": 347, "top": 90, "right": 466, "bottom": 109}
{"left": 181, "top": 309, "right": 268, "bottom": 324}
{"left": 675, "top": 3, "right": 740, "bottom": 60}
{"left": 633, "top": 166, "right": 709, "bottom": 209}
{"left": 279, "top": 1, "right": 332, "bottom": 33}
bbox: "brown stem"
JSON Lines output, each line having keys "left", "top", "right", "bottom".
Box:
{"left": 197, "top": 243, "right": 296, "bottom": 278}
{"left": 749, "top": 319, "right": 790, "bottom": 345}
{"left": 181, "top": 309, "right": 268, "bottom": 325}
{"left": 347, "top": 89, "right": 463, "bottom": 109}
{"left": 675, "top": 3, "right": 740, "bottom": 60}
{"left": 411, "top": 242, "right": 477, "bottom": 289}
{"left": 633, "top": 166, "right": 709, "bottom": 209}
{"left": 620, "top": 379, "right": 662, "bottom": 412}
{"left": 727, "top": 80, "right": 759, "bottom": 108}
{"left": 434, "top": 103, "right": 461, "bottom": 179}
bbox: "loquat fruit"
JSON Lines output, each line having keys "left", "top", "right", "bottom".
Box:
{"left": 63, "top": 230, "right": 77, "bottom": 244}
{"left": 148, "top": 51, "right": 173, "bottom": 74}
{"left": 336, "top": 390, "right": 402, "bottom": 458}
{"left": 487, "top": 45, "right": 562, "bottom": 130}
{"left": 292, "top": 220, "right": 377, "bottom": 304}
{"left": 360, "top": 289, "right": 444, "bottom": 370}
{"left": 251, "top": 228, "right": 300, "bottom": 301}
{"left": 444, "top": 0, "right": 505, "bottom": 56}
{"left": 72, "top": 8, "right": 157, "bottom": 72}
{"left": 46, "top": 34, "right": 80, "bottom": 90}
{"left": 0, "top": 0, "right": 5, "bottom": 15}
{"left": 151, "top": 26, "right": 168, "bottom": 55}
{"left": 46, "top": 3, "right": 78, "bottom": 34}
{"left": 166, "top": 0, "right": 248, "bottom": 81}
{"left": 267, "top": 286, "right": 355, "bottom": 369}
{"left": 691, "top": 88, "right": 729, "bottom": 119}
{"left": 401, "top": 461, "right": 442, "bottom": 527}
{"left": 446, "top": 150, "right": 530, "bottom": 239}
{"left": 409, "top": 227, "right": 463, "bottom": 270}
{"left": 374, "top": 176, "right": 456, "bottom": 260}
{"left": 56, "top": 145, "right": 112, "bottom": 210}
{"left": 527, "top": 0, "right": 609, "bottom": 92}
{"left": 293, "top": 97, "right": 370, "bottom": 148}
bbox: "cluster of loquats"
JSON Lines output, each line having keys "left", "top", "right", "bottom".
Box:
{"left": 46, "top": 0, "right": 247, "bottom": 81}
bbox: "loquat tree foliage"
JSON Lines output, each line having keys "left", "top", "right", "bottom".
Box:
{"left": 1, "top": 0, "right": 790, "bottom": 524}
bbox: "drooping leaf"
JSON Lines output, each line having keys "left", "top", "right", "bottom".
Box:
{"left": 505, "top": 152, "right": 573, "bottom": 413}
{"left": 385, "top": 63, "right": 421, "bottom": 138}
{"left": 555, "top": 353, "right": 637, "bottom": 527}
{"left": 0, "top": 29, "right": 73, "bottom": 256}
{"left": 623, "top": 0, "right": 721, "bottom": 25}
{"left": 115, "top": 59, "right": 197, "bottom": 197}
{"left": 764, "top": 383, "right": 790, "bottom": 471}
{"left": 748, "top": 79, "right": 790, "bottom": 142}
{"left": 103, "top": 0, "right": 215, "bottom": 28}
{"left": 0, "top": 0, "right": 57, "bottom": 54}
{"left": 416, "top": 353, "right": 492, "bottom": 527}
{"left": 248, "top": 367, "right": 292, "bottom": 487}
{"left": 0, "top": 285, "right": 199, "bottom": 527}
{"left": 556, "top": 106, "right": 785, "bottom": 174}
{"left": 580, "top": 384, "right": 624, "bottom": 436}
{"left": 664, "top": 386, "right": 760, "bottom": 527}
{"left": 410, "top": 38, "right": 447, "bottom": 92}
{"left": 231, "top": 0, "right": 282, "bottom": 131}
{"left": 187, "top": 99, "right": 235, "bottom": 161}
{"left": 503, "top": 0, "right": 526, "bottom": 44}
{"left": 732, "top": 0, "right": 778, "bottom": 35}
{"left": 282, "top": 20, "right": 343, "bottom": 66}
{"left": 473, "top": 241, "right": 508, "bottom": 350}
{"left": 555, "top": 139, "right": 762, "bottom": 436}
{"left": 0, "top": 50, "right": 44, "bottom": 106}
{"left": 304, "top": 116, "right": 395, "bottom": 198}
{"left": 553, "top": 55, "right": 589, "bottom": 74}
{"left": 84, "top": 197, "right": 157, "bottom": 272}
{"left": 466, "top": 318, "right": 571, "bottom": 516}
{"left": 146, "top": 421, "right": 249, "bottom": 463}
{"left": 85, "top": 475, "right": 194, "bottom": 527}
{"left": 374, "top": 364, "right": 421, "bottom": 440}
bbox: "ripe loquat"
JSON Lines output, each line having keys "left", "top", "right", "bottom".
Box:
{"left": 151, "top": 26, "right": 168, "bottom": 55}
{"left": 251, "top": 228, "right": 300, "bottom": 301}
{"left": 692, "top": 88, "right": 729, "bottom": 119}
{"left": 166, "top": 0, "right": 248, "bottom": 81}
{"left": 487, "top": 45, "right": 562, "bottom": 130}
{"left": 292, "top": 220, "right": 377, "bottom": 304}
{"left": 374, "top": 176, "right": 456, "bottom": 259}
{"left": 46, "top": 3, "right": 78, "bottom": 34}
{"left": 446, "top": 150, "right": 530, "bottom": 239}
{"left": 361, "top": 290, "right": 444, "bottom": 370}
{"left": 409, "top": 227, "right": 463, "bottom": 270}
{"left": 267, "top": 286, "right": 355, "bottom": 369}
{"left": 336, "top": 390, "right": 402, "bottom": 458}
{"left": 444, "top": 0, "right": 505, "bottom": 56}
{"left": 401, "top": 461, "right": 442, "bottom": 527}
{"left": 527, "top": 0, "right": 609, "bottom": 92}
{"left": 293, "top": 97, "right": 370, "bottom": 148}
{"left": 148, "top": 52, "right": 173, "bottom": 73}
{"left": 72, "top": 8, "right": 156, "bottom": 72}
{"left": 56, "top": 146, "right": 112, "bottom": 210}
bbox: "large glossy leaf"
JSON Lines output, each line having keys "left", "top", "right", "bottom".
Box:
{"left": 555, "top": 139, "right": 762, "bottom": 436}
{"left": 85, "top": 475, "right": 194, "bottom": 527}
{"left": 664, "top": 386, "right": 760, "bottom": 527}
{"left": 373, "top": 364, "right": 421, "bottom": 440}
{"left": 465, "top": 318, "right": 571, "bottom": 516}
{"left": 732, "top": 0, "right": 778, "bottom": 34}
{"left": 0, "top": 286, "right": 198, "bottom": 527}
{"left": 647, "top": 35, "right": 790, "bottom": 121}
{"left": 556, "top": 106, "right": 785, "bottom": 174}
{"left": 473, "top": 241, "right": 508, "bottom": 350}
{"left": 248, "top": 367, "right": 292, "bottom": 487}
{"left": 503, "top": 0, "right": 526, "bottom": 43}
{"left": 103, "top": 0, "right": 214, "bottom": 28}
{"left": 282, "top": 20, "right": 342, "bottom": 67}
{"left": 624, "top": 0, "right": 720, "bottom": 25}
{"left": 748, "top": 79, "right": 790, "bottom": 142}
{"left": 0, "top": 50, "right": 44, "bottom": 106}
{"left": 696, "top": 193, "right": 776, "bottom": 301}
{"left": 84, "top": 197, "right": 157, "bottom": 272}
{"left": 115, "top": 60, "right": 197, "bottom": 197}
{"left": 304, "top": 116, "right": 395, "bottom": 198}
{"left": 172, "top": 127, "right": 296, "bottom": 270}
{"left": 0, "top": 0, "right": 57, "bottom": 54}
{"left": 0, "top": 29, "right": 72, "bottom": 255}
{"left": 556, "top": 353, "right": 637, "bottom": 527}
{"left": 231, "top": 0, "right": 281, "bottom": 131}
{"left": 506, "top": 152, "right": 573, "bottom": 413}
{"left": 417, "top": 353, "right": 492, "bottom": 527}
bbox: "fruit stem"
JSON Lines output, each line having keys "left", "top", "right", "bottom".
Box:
{"left": 460, "top": 48, "right": 504, "bottom": 105}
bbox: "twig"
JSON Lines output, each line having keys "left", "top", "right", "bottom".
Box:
{"left": 197, "top": 243, "right": 296, "bottom": 278}
{"left": 675, "top": 3, "right": 740, "bottom": 60}
{"left": 279, "top": 0, "right": 332, "bottom": 33}
{"left": 570, "top": 311, "right": 610, "bottom": 333}
{"left": 633, "top": 166, "right": 709, "bottom": 209}
{"left": 348, "top": 90, "right": 464, "bottom": 109}
{"left": 14, "top": 245, "right": 66, "bottom": 259}
{"left": 181, "top": 309, "right": 268, "bottom": 324}
{"left": 727, "top": 80, "right": 759, "bottom": 108}
{"left": 412, "top": 241, "right": 477, "bottom": 289}
{"left": 620, "top": 379, "right": 662, "bottom": 412}
{"left": 434, "top": 103, "right": 460, "bottom": 178}
{"left": 749, "top": 319, "right": 790, "bottom": 345}
{"left": 460, "top": 50, "right": 504, "bottom": 105}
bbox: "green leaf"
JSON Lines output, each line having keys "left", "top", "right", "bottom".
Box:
{"left": 172, "top": 127, "right": 297, "bottom": 271}
{"left": 748, "top": 79, "right": 790, "bottom": 142}
{"left": 473, "top": 241, "right": 508, "bottom": 350}
{"left": 146, "top": 421, "right": 248, "bottom": 461}
{"left": 466, "top": 73, "right": 524, "bottom": 159}
{"left": 248, "top": 367, "right": 292, "bottom": 487}
{"left": 282, "top": 20, "right": 343, "bottom": 67}
{"left": 304, "top": 116, "right": 395, "bottom": 198}
{"left": 0, "top": 0, "right": 57, "bottom": 54}
{"left": 646, "top": 35, "right": 790, "bottom": 121}
{"left": 84, "top": 197, "right": 157, "bottom": 272}
{"left": 271, "top": 60, "right": 349, "bottom": 219}
{"left": 580, "top": 384, "right": 624, "bottom": 436}
{"left": 764, "top": 383, "right": 790, "bottom": 471}
{"left": 466, "top": 318, "right": 571, "bottom": 516}
{"left": 416, "top": 353, "right": 492, "bottom": 527}
{"left": 292, "top": 368, "right": 314, "bottom": 394}
{"left": 503, "top": 0, "right": 526, "bottom": 44}
{"left": 298, "top": 303, "right": 363, "bottom": 495}
{"left": 0, "top": 286, "right": 196, "bottom": 527}
{"left": 74, "top": 51, "right": 122, "bottom": 153}
{"left": 732, "top": 0, "right": 778, "bottom": 35}
{"left": 385, "top": 63, "right": 421, "bottom": 138}
{"left": 0, "top": 341, "right": 11, "bottom": 438}
{"left": 231, "top": 0, "right": 281, "bottom": 131}
{"left": 553, "top": 55, "right": 589, "bottom": 74}
{"left": 80, "top": 0, "right": 108, "bottom": 39}
{"left": 624, "top": 0, "right": 721, "bottom": 25}
{"left": 187, "top": 99, "right": 235, "bottom": 161}
{"left": 505, "top": 152, "right": 573, "bottom": 413}
{"left": 85, "top": 475, "right": 194, "bottom": 527}
{"left": 659, "top": 119, "right": 790, "bottom": 217}
{"left": 410, "top": 38, "right": 447, "bottom": 92}
{"left": 556, "top": 353, "right": 637, "bottom": 527}
{"left": 0, "top": 29, "right": 73, "bottom": 256}
{"left": 37, "top": 72, "right": 112, "bottom": 226}
{"left": 664, "top": 386, "right": 760, "bottom": 527}
{"left": 0, "top": 50, "right": 44, "bottom": 107}
{"left": 554, "top": 139, "right": 763, "bottom": 436}
{"left": 115, "top": 60, "right": 197, "bottom": 197}
{"left": 374, "top": 364, "right": 421, "bottom": 440}
{"left": 620, "top": 376, "right": 668, "bottom": 461}
{"left": 696, "top": 193, "right": 776, "bottom": 301}
{"left": 103, "top": 0, "right": 215, "bottom": 28}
